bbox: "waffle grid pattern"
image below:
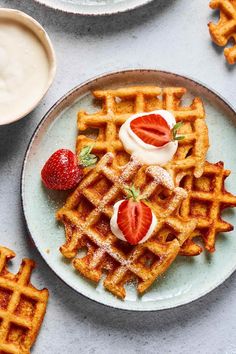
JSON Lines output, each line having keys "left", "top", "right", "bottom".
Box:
{"left": 57, "top": 153, "right": 196, "bottom": 299}
{"left": 174, "top": 162, "right": 236, "bottom": 255}
{"left": 76, "top": 86, "right": 209, "bottom": 178}
{"left": 0, "top": 247, "right": 48, "bottom": 354}
{"left": 209, "top": 0, "right": 236, "bottom": 64}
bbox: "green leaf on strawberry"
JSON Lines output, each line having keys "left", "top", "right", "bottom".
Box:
{"left": 171, "top": 122, "right": 185, "bottom": 141}
{"left": 125, "top": 184, "right": 140, "bottom": 201}
{"left": 79, "top": 144, "right": 98, "bottom": 167}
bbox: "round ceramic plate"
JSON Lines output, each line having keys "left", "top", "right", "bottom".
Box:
{"left": 34, "top": 0, "right": 153, "bottom": 15}
{"left": 22, "top": 69, "right": 236, "bottom": 311}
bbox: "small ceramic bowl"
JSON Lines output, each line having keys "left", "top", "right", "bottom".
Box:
{"left": 34, "top": 0, "right": 154, "bottom": 16}
{"left": 0, "top": 9, "right": 56, "bottom": 125}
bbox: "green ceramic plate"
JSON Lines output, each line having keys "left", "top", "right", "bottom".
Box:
{"left": 34, "top": 0, "right": 154, "bottom": 15}
{"left": 21, "top": 69, "right": 236, "bottom": 311}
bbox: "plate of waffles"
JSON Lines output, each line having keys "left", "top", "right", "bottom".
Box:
{"left": 34, "top": 0, "right": 154, "bottom": 16}
{"left": 21, "top": 69, "right": 236, "bottom": 311}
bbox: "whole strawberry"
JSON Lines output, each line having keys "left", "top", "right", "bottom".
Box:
{"left": 41, "top": 145, "right": 97, "bottom": 190}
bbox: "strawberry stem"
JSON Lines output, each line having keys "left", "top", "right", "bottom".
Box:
{"left": 125, "top": 184, "right": 140, "bottom": 201}
{"left": 171, "top": 122, "right": 185, "bottom": 141}
{"left": 79, "top": 144, "right": 98, "bottom": 167}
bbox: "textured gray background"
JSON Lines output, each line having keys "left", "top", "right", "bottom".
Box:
{"left": 0, "top": 0, "right": 236, "bottom": 353}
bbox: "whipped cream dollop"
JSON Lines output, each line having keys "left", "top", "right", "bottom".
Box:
{"left": 119, "top": 110, "right": 178, "bottom": 165}
{"left": 110, "top": 200, "right": 157, "bottom": 244}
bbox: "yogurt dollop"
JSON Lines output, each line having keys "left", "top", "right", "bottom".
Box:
{"left": 110, "top": 200, "right": 157, "bottom": 244}
{"left": 119, "top": 110, "right": 178, "bottom": 165}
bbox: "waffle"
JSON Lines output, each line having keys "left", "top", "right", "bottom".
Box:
{"left": 167, "top": 161, "right": 236, "bottom": 256}
{"left": 209, "top": 0, "right": 236, "bottom": 64}
{"left": 77, "top": 86, "right": 209, "bottom": 178}
{"left": 57, "top": 153, "right": 197, "bottom": 299}
{"left": 0, "top": 246, "right": 48, "bottom": 354}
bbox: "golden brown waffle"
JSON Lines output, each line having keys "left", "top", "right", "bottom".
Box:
{"left": 209, "top": 0, "right": 236, "bottom": 64}
{"left": 77, "top": 86, "right": 209, "bottom": 178}
{"left": 168, "top": 161, "right": 236, "bottom": 256}
{"left": 0, "top": 246, "right": 48, "bottom": 354}
{"left": 57, "top": 153, "right": 197, "bottom": 299}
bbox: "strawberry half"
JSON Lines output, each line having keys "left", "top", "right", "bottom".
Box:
{"left": 41, "top": 149, "right": 83, "bottom": 190}
{"left": 130, "top": 113, "right": 171, "bottom": 148}
{"left": 117, "top": 199, "right": 153, "bottom": 245}
{"left": 130, "top": 114, "right": 185, "bottom": 147}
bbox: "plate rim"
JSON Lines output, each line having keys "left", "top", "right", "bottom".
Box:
{"left": 21, "top": 68, "right": 236, "bottom": 311}
{"left": 33, "top": 0, "right": 155, "bottom": 16}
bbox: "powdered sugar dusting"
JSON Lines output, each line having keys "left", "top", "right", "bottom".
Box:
{"left": 161, "top": 187, "right": 187, "bottom": 218}
{"left": 147, "top": 166, "right": 174, "bottom": 190}
{"left": 59, "top": 151, "right": 195, "bottom": 295}
{"left": 115, "top": 96, "right": 122, "bottom": 104}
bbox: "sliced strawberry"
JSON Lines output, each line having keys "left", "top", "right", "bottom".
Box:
{"left": 117, "top": 200, "right": 153, "bottom": 245}
{"left": 41, "top": 149, "right": 83, "bottom": 190}
{"left": 130, "top": 114, "right": 171, "bottom": 147}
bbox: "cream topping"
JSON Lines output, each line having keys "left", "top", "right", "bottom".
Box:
{"left": 110, "top": 200, "right": 157, "bottom": 244}
{"left": 119, "top": 110, "right": 178, "bottom": 165}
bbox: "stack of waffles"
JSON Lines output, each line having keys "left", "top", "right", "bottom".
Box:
{"left": 57, "top": 86, "right": 236, "bottom": 299}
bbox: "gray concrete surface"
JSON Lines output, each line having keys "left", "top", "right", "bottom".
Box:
{"left": 0, "top": 0, "right": 236, "bottom": 353}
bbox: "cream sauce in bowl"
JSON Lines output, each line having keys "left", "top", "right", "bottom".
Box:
{"left": 0, "top": 9, "right": 56, "bottom": 125}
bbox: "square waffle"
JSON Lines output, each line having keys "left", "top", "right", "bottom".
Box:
{"left": 0, "top": 246, "right": 48, "bottom": 354}
{"left": 168, "top": 161, "right": 236, "bottom": 255}
{"left": 209, "top": 0, "right": 236, "bottom": 64}
{"left": 76, "top": 86, "right": 209, "bottom": 178}
{"left": 57, "top": 153, "right": 197, "bottom": 299}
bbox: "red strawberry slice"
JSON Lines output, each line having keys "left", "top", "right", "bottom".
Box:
{"left": 117, "top": 200, "right": 153, "bottom": 245}
{"left": 130, "top": 114, "right": 171, "bottom": 147}
{"left": 41, "top": 149, "right": 83, "bottom": 190}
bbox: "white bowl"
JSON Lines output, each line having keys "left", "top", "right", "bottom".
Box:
{"left": 0, "top": 9, "right": 56, "bottom": 125}
{"left": 34, "top": 0, "right": 154, "bottom": 16}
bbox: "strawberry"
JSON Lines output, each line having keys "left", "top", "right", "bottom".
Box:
{"left": 130, "top": 114, "right": 184, "bottom": 148}
{"left": 41, "top": 145, "right": 98, "bottom": 190}
{"left": 41, "top": 149, "right": 83, "bottom": 190}
{"left": 117, "top": 186, "right": 153, "bottom": 245}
